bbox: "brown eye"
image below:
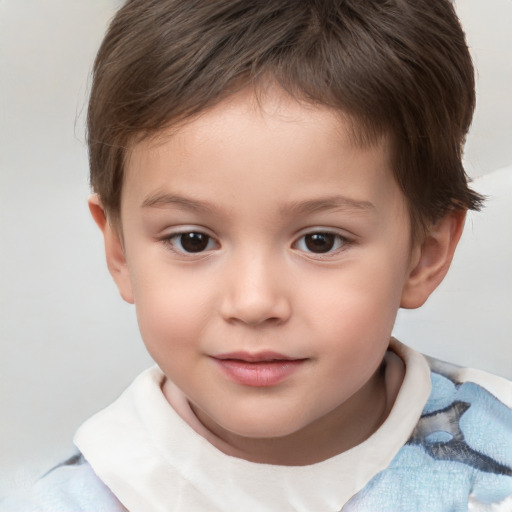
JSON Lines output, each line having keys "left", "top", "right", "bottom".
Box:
{"left": 295, "top": 232, "right": 346, "bottom": 254}
{"left": 173, "top": 232, "right": 213, "bottom": 253}
{"left": 304, "top": 233, "right": 336, "bottom": 253}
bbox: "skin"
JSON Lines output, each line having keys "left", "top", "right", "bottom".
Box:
{"left": 90, "top": 86, "right": 465, "bottom": 466}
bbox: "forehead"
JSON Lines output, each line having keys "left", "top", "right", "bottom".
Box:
{"left": 122, "top": 87, "right": 405, "bottom": 224}
{"left": 131, "top": 84, "right": 387, "bottom": 160}
{"left": 146, "top": 88, "right": 350, "bottom": 153}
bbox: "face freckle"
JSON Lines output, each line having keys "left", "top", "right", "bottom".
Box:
{"left": 116, "top": 86, "right": 416, "bottom": 464}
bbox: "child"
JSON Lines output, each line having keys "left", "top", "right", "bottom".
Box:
{"left": 2, "top": 0, "right": 511, "bottom": 510}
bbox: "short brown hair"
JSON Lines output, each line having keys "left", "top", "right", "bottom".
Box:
{"left": 87, "top": 0, "right": 483, "bottom": 234}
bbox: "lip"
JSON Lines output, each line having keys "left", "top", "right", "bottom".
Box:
{"left": 212, "top": 351, "right": 307, "bottom": 387}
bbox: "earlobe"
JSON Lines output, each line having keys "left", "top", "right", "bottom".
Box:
{"left": 88, "top": 194, "right": 134, "bottom": 304}
{"left": 400, "top": 210, "right": 466, "bottom": 309}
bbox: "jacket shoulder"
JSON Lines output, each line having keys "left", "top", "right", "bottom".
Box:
{"left": 0, "top": 454, "right": 126, "bottom": 512}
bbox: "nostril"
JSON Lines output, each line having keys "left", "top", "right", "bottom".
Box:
{"left": 220, "top": 296, "right": 291, "bottom": 326}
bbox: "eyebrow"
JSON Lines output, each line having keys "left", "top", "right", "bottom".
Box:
{"left": 141, "top": 192, "right": 374, "bottom": 216}
{"left": 281, "top": 196, "right": 375, "bottom": 216}
{"left": 141, "top": 193, "right": 218, "bottom": 213}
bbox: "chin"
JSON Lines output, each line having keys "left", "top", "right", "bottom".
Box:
{"left": 219, "top": 413, "right": 307, "bottom": 440}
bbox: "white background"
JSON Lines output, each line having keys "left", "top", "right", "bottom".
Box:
{"left": 1, "top": 0, "right": 511, "bottom": 496}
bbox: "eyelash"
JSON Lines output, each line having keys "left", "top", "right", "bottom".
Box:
{"left": 161, "top": 230, "right": 351, "bottom": 257}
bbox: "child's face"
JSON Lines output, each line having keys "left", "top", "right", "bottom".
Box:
{"left": 109, "top": 87, "right": 420, "bottom": 459}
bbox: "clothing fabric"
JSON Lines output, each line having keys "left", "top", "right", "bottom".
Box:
{"left": 2, "top": 339, "right": 511, "bottom": 512}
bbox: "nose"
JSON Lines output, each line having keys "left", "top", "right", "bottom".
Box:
{"left": 219, "top": 251, "right": 292, "bottom": 326}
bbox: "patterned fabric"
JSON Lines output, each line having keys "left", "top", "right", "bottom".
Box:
{"left": 343, "top": 358, "right": 512, "bottom": 511}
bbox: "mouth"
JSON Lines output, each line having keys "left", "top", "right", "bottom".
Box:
{"left": 211, "top": 351, "right": 307, "bottom": 387}
{"left": 214, "top": 351, "right": 301, "bottom": 363}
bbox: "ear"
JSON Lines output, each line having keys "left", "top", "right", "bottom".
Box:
{"left": 400, "top": 210, "right": 466, "bottom": 309}
{"left": 88, "top": 194, "right": 134, "bottom": 304}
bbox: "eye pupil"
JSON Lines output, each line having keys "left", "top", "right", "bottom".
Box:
{"left": 180, "top": 233, "right": 209, "bottom": 252}
{"left": 305, "top": 233, "right": 335, "bottom": 253}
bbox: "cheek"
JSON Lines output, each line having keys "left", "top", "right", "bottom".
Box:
{"left": 130, "top": 264, "right": 216, "bottom": 355}
{"left": 303, "top": 255, "right": 409, "bottom": 348}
